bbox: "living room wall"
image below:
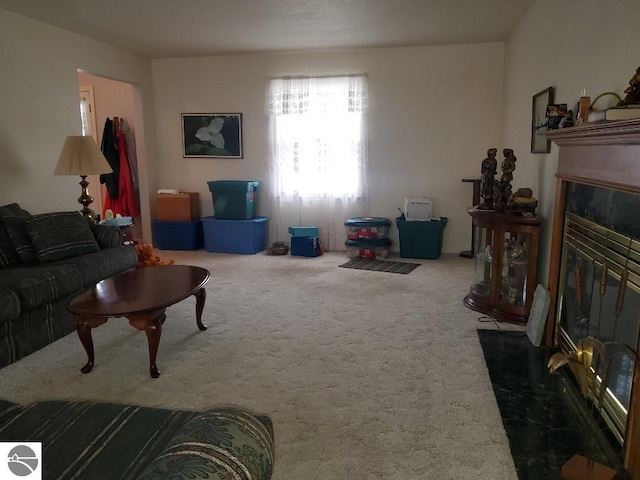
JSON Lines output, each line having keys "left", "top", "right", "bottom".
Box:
{"left": 500, "top": 0, "right": 640, "bottom": 283}
{"left": 0, "top": 9, "right": 157, "bottom": 242}
{"left": 151, "top": 43, "right": 505, "bottom": 253}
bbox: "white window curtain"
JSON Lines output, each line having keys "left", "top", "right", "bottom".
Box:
{"left": 267, "top": 75, "right": 369, "bottom": 250}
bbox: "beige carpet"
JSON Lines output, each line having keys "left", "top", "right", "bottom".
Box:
{"left": 0, "top": 250, "right": 525, "bottom": 479}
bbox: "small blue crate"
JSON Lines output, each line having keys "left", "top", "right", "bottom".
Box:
{"left": 291, "top": 236, "right": 322, "bottom": 257}
{"left": 202, "top": 216, "right": 268, "bottom": 254}
{"left": 288, "top": 226, "right": 319, "bottom": 237}
{"left": 154, "top": 220, "right": 203, "bottom": 250}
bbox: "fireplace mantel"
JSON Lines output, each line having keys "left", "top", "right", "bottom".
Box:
{"left": 546, "top": 118, "right": 640, "bottom": 477}
{"left": 546, "top": 119, "right": 640, "bottom": 194}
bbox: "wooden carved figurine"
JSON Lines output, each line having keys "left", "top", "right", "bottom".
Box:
{"left": 495, "top": 149, "right": 517, "bottom": 211}
{"left": 478, "top": 148, "right": 498, "bottom": 210}
{"left": 618, "top": 66, "right": 640, "bottom": 106}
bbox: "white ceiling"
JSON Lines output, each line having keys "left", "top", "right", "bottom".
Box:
{"left": 0, "top": 0, "right": 535, "bottom": 58}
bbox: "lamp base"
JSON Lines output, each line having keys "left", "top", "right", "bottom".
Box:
{"left": 78, "top": 175, "right": 98, "bottom": 224}
{"left": 560, "top": 455, "right": 617, "bottom": 480}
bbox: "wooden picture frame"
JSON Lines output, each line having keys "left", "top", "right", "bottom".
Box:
{"left": 531, "top": 87, "right": 554, "bottom": 153}
{"left": 182, "top": 113, "right": 243, "bottom": 158}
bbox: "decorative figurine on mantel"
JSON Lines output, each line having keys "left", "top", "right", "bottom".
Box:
{"left": 508, "top": 187, "right": 538, "bottom": 216}
{"left": 495, "top": 148, "right": 517, "bottom": 212}
{"left": 617, "top": 66, "right": 640, "bottom": 106}
{"left": 478, "top": 147, "right": 498, "bottom": 210}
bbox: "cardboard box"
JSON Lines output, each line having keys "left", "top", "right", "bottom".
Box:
{"left": 156, "top": 192, "right": 200, "bottom": 222}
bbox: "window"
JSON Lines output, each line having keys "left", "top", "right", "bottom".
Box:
{"left": 79, "top": 86, "right": 98, "bottom": 142}
{"left": 267, "top": 75, "right": 369, "bottom": 200}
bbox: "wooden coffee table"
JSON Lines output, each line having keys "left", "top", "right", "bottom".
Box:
{"left": 68, "top": 265, "right": 210, "bottom": 378}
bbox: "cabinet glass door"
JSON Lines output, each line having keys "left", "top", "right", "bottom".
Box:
{"left": 499, "top": 231, "right": 530, "bottom": 307}
{"left": 471, "top": 224, "right": 493, "bottom": 298}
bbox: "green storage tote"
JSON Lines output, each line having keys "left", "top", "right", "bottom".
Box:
{"left": 207, "top": 180, "right": 260, "bottom": 220}
{"left": 395, "top": 217, "right": 447, "bottom": 259}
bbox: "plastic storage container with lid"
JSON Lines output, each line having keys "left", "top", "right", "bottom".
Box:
{"left": 344, "top": 217, "right": 391, "bottom": 240}
{"left": 345, "top": 238, "right": 392, "bottom": 259}
{"left": 206, "top": 180, "right": 260, "bottom": 220}
{"left": 201, "top": 216, "right": 267, "bottom": 254}
{"left": 395, "top": 217, "right": 447, "bottom": 259}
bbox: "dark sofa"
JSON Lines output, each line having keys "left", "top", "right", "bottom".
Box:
{"left": 0, "top": 203, "right": 138, "bottom": 368}
{"left": 0, "top": 398, "right": 274, "bottom": 479}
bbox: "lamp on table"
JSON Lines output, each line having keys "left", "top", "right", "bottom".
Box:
{"left": 54, "top": 136, "right": 112, "bottom": 223}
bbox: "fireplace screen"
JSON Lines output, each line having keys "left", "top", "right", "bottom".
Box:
{"left": 558, "top": 210, "right": 640, "bottom": 443}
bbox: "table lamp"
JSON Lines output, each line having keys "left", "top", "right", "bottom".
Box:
{"left": 54, "top": 136, "right": 113, "bottom": 223}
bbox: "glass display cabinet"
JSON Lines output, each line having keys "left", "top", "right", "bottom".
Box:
{"left": 463, "top": 207, "right": 541, "bottom": 324}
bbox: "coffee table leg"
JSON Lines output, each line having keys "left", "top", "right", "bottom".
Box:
{"left": 129, "top": 310, "right": 165, "bottom": 379}
{"left": 77, "top": 317, "right": 108, "bottom": 374}
{"left": 194, "top": 287, "right": 207, "bottom": 330}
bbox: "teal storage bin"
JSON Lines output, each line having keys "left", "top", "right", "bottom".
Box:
{"left": 207, "top": 180, "right": 260, "bottom": 220}
{"left": 395, "top": 217, "right": 447, "bottom": 259}
{"left": 288, "top": 226, "right": 319, "bottom": 237}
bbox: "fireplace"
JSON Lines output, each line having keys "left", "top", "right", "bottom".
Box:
{"left": 557, "top": 189, "right": 639, "bottom": 443}
{"left": 546, "top": 119, "right": 640, "bottom": 478}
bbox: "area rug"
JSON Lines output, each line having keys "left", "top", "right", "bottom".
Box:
{"left": 338, "top": 257, "right": 420, "bottom": 274}
{"left": 477, "top": 329, "right": 623, "bottom": 479}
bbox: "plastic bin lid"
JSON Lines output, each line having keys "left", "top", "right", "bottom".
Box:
{"left": 344, "top": 216, "right": 391, "bottom": 227}
{"left": 207, "top": 180, "right": 260, "bottom": 192}
{"left": 396, "top": 217, "right": 448, "bottom": 228}
{"left": 345, "top": 238, "right": 392, "bottom": 247}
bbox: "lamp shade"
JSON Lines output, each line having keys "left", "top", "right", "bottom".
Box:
{"left": 54, "top": 136, "right": 113, "bottom": 176}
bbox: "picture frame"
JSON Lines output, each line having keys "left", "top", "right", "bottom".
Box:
{"left": 531, "top": 87, "right": 554, "bottom": 153}
{"left": 182, "top": 113, "right": 243, "bottom": 158}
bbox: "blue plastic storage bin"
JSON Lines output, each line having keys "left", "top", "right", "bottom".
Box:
{"left": 202, "top": 216, "right": 267, "bottom": 254}
{"left": 206, "top": 180, "right": 260, "bottom": 220}
{"left": 291, "top": 236, "right": 322, "bottom": 257}
{"left": 154, "top": 220, "right": 203, "bottom": 250}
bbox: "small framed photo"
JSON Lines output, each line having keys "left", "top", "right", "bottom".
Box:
{"left": 182, "top": 113, "right": 243, "bottom": 158}
{"left": 531, "top": 87, "right": 554, "bottom": 153}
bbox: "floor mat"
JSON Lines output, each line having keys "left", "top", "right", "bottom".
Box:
{"left": 338, "top": 258, "right": 420, "bottom": 274}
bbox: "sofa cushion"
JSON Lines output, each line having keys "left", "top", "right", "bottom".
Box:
{"left": 0, "top": 292, "right": 77, "bottom": 369}
{"left": 0, "top": 203, "right": 30, "bottom": 218}
{"left": 0, "top": 399, "right": 20, "bottom": 427}
{"left": 0, "top": 289, "right": 20, "bottom": 322}
{"left": 50, "top": 246, "right": 137, "bottom": 287}
{"left": 138, "top": 407, "right": 275, "bottom": 480}
{"left": 90, "top": 223, "right": 124, "bottom": 249}
{"left": 0, "top": 265, "right": 83, "bottom": 311}
{"left": 0, "top": 227, "right": 20, "bottom": 268}
{"left": 0, "top": 204, "right": 36, "bottom": 263}
{"left": 25, "top": 212, "right": 100, "bottom": 262}
{"left": 0, "top": 400, "right": 197, "bottom": 480}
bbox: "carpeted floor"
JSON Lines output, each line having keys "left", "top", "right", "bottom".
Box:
{"left": 0, "top": 251, "right": 525, "bottom": 480}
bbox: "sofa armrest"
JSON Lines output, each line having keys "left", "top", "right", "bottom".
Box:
{"left": 137, "top": 407, "right": 275, "bottom": 480}
{"left": 90, "top": 223, "right": 123, "bottom": 249}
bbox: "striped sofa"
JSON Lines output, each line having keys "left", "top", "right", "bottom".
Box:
{"left": 0, "top": 203, "right": 138, "bottom": 368}
{"left": 0, "top": 398, "right": 274, "bottom": 479}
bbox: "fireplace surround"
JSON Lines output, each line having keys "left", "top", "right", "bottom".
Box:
{"left": 546, "top": 119, "right": 640, "bottom": 478}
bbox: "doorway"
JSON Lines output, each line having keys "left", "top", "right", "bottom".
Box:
{"left": 77, "top": 70, "right": 150, "bottom": 242}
